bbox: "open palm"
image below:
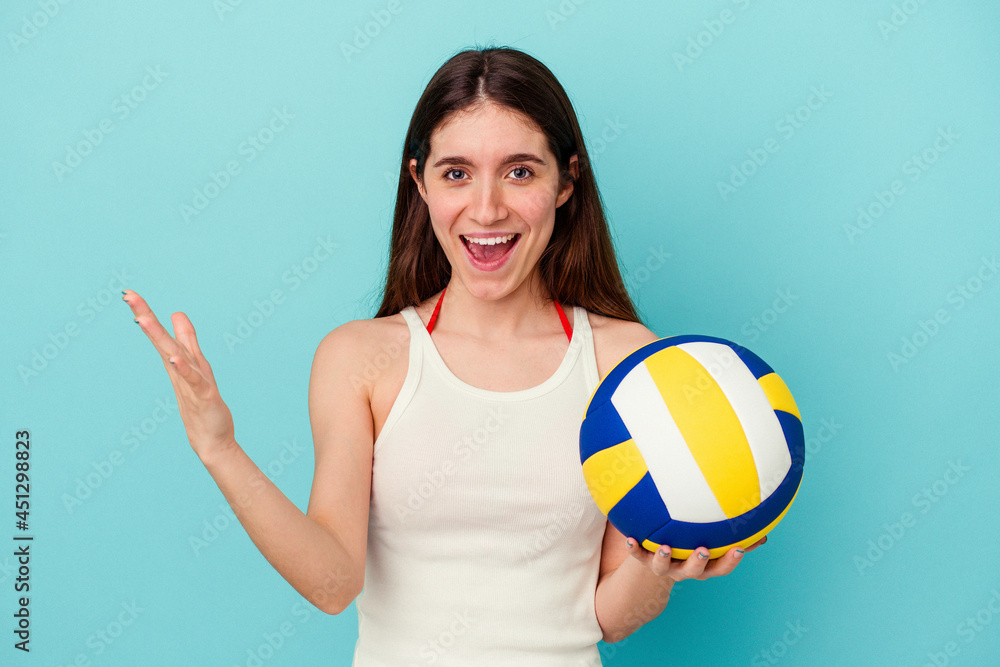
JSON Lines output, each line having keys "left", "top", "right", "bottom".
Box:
{"left": 123, "top": 290, "right": 236, "bottom": 460}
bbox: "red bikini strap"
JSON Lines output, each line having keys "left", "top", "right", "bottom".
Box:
{"left": 554, "top": 300, "right": 573, "bottom": 341}
{"left": 426, "top": 287, "right": 446, "bottom": 333}
{"left": 425, "top": 286, "right": 573, "bottom": 341}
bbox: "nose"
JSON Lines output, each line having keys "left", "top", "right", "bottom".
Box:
{"left": 468, "top": 177, "right": 508, "bottom": 225}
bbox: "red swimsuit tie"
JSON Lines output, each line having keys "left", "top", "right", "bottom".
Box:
{"left": 425, "top": 286, "right": 572, "bottom": 341}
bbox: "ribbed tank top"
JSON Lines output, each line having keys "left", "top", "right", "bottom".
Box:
{"left": 351, "top": 296, "right": 607, "bottom": 666}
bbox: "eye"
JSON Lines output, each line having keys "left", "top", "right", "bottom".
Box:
{"left": 509, "top": 165, "right": 534, "bottom": 181}
{"left": 443, "top": 168, "right": 467, "bottom": 181}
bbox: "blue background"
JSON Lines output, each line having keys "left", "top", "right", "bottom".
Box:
{"left": 2, "top": 1, "right": 998, "bottom": 665}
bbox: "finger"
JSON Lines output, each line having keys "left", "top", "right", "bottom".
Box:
{"left": 625, "top": 537, "right": 669, "bottom": 576}
{"left": 672, "top": 547, "right": 711, "bottom": 581}
{"left": 744, "top": 535, "right": 768, "bottom": 553}
{"left": 123, "top": 290, "right": 191, "bottom": 366}
{"left": 649, "top": 543, "right": 675, "bottom": 577}
{"left": 635, "top": 538, "right": 676, "bottom": 577}
{"left": 700, "top": 547, "right": 744, "bottom": 578}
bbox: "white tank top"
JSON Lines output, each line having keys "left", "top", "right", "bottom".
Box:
{"left": 351, "top": 303, "right": 608, "bottom": 666}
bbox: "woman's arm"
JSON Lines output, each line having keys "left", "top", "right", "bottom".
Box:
{"left": 124, "top": 291, "right": 373, "bottom": 614}
{"left": 594, "top": 521, "right": 673, "bottom": 644}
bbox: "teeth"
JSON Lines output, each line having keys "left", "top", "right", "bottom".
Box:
{"left": 463, "top": 233, "right": 517, "bottom": 245}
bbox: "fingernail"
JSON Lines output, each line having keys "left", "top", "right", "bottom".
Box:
{"left": 735, "top": 549, "right": 745, "bottom": 559}
{"left": 658, "top": 548, "right": 670, "bottom": 558}
{"left": 169, "top": 359, "right": 175, "bottom": 365}
{"left": 625, "top": 538, "right": 635, "bottom": 549}
{"left": 698, "top": 551, "right": 709, "bottom": 560}
{"left": 134, "top": 319, "right": 139, "bottom": 324}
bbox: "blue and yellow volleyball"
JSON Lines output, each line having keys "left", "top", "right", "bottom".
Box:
{"left": 579, "top": 335, "right": 804, "bottom": 559}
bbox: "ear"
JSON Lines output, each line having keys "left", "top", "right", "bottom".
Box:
{"left": 409, "top": 158, "right": 427, "bottom": 201}
{"left": 556, "top": 154, "right": 579, "bottom": 209}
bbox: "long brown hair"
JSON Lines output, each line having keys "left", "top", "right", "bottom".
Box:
{"left": 372, "top": 46, "right": 641, "bottom": 324}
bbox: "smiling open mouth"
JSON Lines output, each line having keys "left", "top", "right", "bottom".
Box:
{"left": 461, "top": 233, "right": 520, "bottom": 270}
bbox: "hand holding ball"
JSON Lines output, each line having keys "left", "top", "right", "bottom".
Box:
{"left": 579, "top": 335, "right": 804, "bottom": 559}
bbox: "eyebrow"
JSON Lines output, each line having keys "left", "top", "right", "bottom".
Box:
{"left": 431, "top": 153, "right": 547, "bottom": 169}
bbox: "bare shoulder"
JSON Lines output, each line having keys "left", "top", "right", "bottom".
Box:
{"left": 586, "top": 310, "right": 661, "bottom": 381}
{"left": 315, "top": 314, "right": 409, "bottom": 355}
{"left": 311, "top": 313, "right": 410, "bottom": 398}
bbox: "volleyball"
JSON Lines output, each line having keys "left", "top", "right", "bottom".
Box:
{"left": 579, "top": 335, "right": 804, "bottom": 559}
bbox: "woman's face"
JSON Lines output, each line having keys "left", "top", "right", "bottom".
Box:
{"left": 410, "top": 102, "right": 577, "bottom": 301}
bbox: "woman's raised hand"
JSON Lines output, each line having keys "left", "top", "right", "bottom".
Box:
{"left": 123, "top": 290, "right": 237, "bottom": 461}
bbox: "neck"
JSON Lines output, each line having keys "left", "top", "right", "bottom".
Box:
{"left": 438, "top": 271, "right": 556, "bottom": 341}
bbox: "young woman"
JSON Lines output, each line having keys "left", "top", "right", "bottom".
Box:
{"left": 124, "top": 46, "right": 764, "bottom": 665}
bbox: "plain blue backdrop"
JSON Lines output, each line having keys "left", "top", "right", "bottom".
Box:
{"left": 2, "top": 1, "right": 998, "bottom": 665}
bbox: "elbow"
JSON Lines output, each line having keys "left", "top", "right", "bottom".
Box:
{"left": 313, "top": 583, "right": 361, "bottom": 616}
{"left": 315, "top": 597, "right": 348, "bottom": 616}
{"left": 602, "top": 628, "right": 628, "bottom": 645}
{"left": 309, "top": 569, "right": 364, "bottom": 616}
{"left": 318, "top": 604, "right": 347, "bottom": 616}
{"left": 599, "top": 613, "right": 642, "bottom": 644}
{"left": 598, "top": 616, "right": 627, "bottom": 644}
